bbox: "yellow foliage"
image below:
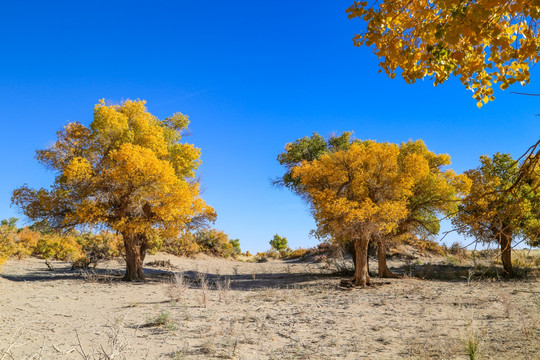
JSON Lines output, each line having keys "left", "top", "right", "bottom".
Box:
{"left": 63, "top": 157, "right": 92, "bottom": 181}
{"left": 12, "top": 227, "right": 40, "bottom": 259}
{"left": 34, "top": 234, "right": 83, "bottom": 263}
{"left": 287, "top": 248, "right": 309, "bottom": 259}
{"left": 291, "top": 139, "right": 470, "bottom": 246}
{"left": 0, "top": 225, "right": 42, "bottom": 267}
{"left": 0, "top": 225, "right": 18, "bottom": 267}
{"left": 453, "top": 153, "right": 539, "bottom": 248}
{"left": 347, "top": 0, "right": 540, "bottom": 105}
{"left": 293, "top": 142, "right": 424, "bottom": 241}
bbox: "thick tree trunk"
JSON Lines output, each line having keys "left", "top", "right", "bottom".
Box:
{"left": 376, "top": 238, "right": 400, "bottom": 278}
{"left": 123, "top": 234, "right": 147, "bottom": 281}
{"left": 352, "top": 237, "right": 370, "bottom": 287}
{"left": 499, "top": 230, "right": 514, "bottom": 276}
{"left": 348, "top": 240, "right": 374, "bottom": 274}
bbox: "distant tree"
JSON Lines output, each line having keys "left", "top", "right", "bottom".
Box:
{"left": 453, "top": 153, "right": 540, "bottom": 275}
{"left": 229, "top": 238, "right": 242, "bottom": 255}
{"left": 194, "top": 229, "right": 237, "bottom": 258}
{"left": 269, "top": 234, "right": 289, "bottom": 251}
{"left": 12, "top": 99, "right": 215, "bottom": 281}
{"left": 1, "top": 217, "right": 19, "bottom": 230}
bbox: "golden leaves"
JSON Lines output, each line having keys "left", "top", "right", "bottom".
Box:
{"left": 63, "top": 157, "right": 92, "bottom": 181}
{"left": 292, "top": 142, "right": 419, "bottom": 240}
{"left": 347, "top": 0, "right": 539, "bottom": 105}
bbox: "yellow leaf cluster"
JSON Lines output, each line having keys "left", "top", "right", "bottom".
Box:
{"left": 292, "top": 142, "right": 428, "bottom": 241}
{"left": 347, "top": 0, "right": 540, "bottom": 105}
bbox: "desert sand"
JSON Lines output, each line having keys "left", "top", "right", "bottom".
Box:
{"left": 1, "top": 253, "right": 538, "bottom": 359}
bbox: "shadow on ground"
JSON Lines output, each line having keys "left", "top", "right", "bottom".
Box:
{"left": 1, "top": 258, "right": 535, "bottom": 288}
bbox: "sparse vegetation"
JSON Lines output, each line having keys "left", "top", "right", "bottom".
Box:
{"left": 1, "top": 252, "right": 539, "bottom": 359}
{"left": 464, "top": 323, "right": 482, "bottom": 360}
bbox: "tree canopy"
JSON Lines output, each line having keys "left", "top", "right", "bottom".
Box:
{"left": 12, "top": 99, "right": 215, "bottom": 280}
{"left": 347, "top": 0, "right": 540, "bottom": 107}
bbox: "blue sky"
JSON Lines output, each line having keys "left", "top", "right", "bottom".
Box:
{"left": 1, "top": 1, "right": 538, "bottom": 252}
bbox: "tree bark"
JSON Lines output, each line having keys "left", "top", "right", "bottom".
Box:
{"left": 352, "top": 237, "right": 370, "bottom": 287}
{"left": 348, "top": 240, "right": 374, "bottom": 274}
{"left": 376, "top": 237, "right": 400, "bottom": 278}
{"left": 499, "top": 230, "right": 514, "bottom": 276}
{"left": 123, "top": 233, "right": 147, "bottom": 281}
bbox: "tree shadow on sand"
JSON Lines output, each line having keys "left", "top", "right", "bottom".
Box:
{"left": 1, "top": 258, "right": 535, "bottom": 287}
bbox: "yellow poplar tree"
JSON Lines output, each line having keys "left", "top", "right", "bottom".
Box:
{"left": 452, "top": 153, "right": 539, "bottom": 275}
{"left": 347, "top": 0, "right": 540, "bottom": 107}
{"left": 12, "top": 99, "right": 215, "bottom": 281}
{"left": 292, "top": 141, "right": 430, "bottom": 286}
{"left": 278, "top": 135, "right": 470, "bottom": 280}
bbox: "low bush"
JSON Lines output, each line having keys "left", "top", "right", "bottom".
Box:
{"left": 34, "top": 234, "right": 84, "bottom": 270}
{"left": 195, "top": 229, "right": 237, "bottom": 258}
{"left": 73, "top": 231, "right": 123, "bottom": 269}
{"left": 161, "top": 232, "right": 202, "bottom": 257}
{"left": 285, "top": 248, "right": 308, "bottom": 259}
{"left": 0, "top": 220, "right": 41, "bottom": 267}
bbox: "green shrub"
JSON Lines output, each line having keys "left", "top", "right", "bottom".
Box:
{"left": 269, "top": 234, "right": 288, "bottom": 251}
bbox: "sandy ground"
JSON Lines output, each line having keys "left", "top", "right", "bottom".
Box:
{"left": 0, "top": 254, "right": 538, "bottom": 360}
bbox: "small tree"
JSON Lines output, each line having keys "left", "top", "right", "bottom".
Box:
{"left": 269, "top": 234, "right": 289, "bottom": 252}
{"left": 195, "top": 229, "right": 236, "bottom": 258}
{"left": 12, "top": 99, "right": 215, "bottom": 281}
{"left": 453, "top": 153, "right": 539, "bottom": 275}
{"left": 229, "top": 238, "right": 242, "bottom": 255}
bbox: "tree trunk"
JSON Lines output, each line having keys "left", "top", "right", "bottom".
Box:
{"left": 499, "top": 230, "right": 514, "bottom": 276}
{"left": 352, "top": 237, "right": 370, "bottom": 287}
{"left": 123, "top": 234, "right": 147, "bottom": 281}
{"left": 376, "top": 238, "right": 400, "bottom": 278}
{"left": 348, "top": 240, "right": 375, "bottom": 274}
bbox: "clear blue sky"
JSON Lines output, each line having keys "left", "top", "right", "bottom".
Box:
{"left": 1, "top": 1, "right": 538, "bottom": 252}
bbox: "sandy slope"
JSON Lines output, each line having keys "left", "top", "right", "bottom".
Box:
{"left": 0, "top": 254, "right": 538, "bottom": 359}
